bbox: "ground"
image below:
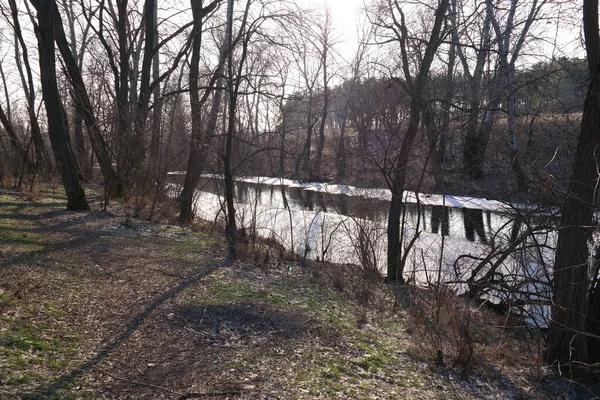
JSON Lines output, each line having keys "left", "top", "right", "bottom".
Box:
{"left": 0, "top": 185, "right": 597, "bottom": 399}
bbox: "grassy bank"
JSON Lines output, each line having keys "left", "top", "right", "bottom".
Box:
{"left": 0, "top": 186, "right": 596, "bottom": 399}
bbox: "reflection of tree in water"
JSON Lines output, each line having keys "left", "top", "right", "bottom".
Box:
{"left": 462, "top": 208, "right": 487, "bottom": 243}
{"left": 315, "top": 192, "right": 327, "bottom": 212}
{"left": 287, "top": 187, "right": 310, "bottom": 210}
{"left": 303, "top": 189, "right": 314, "bottom": 211}
{"left": 200, "top": 180, "right": 503, "bottom": 247}
{"left": 510, "top": 214, "right": 523, "bottom": 243}
{"left": 336, "top": 195, "right": 349, "bottom": 215}
{"left": 236, "top": 182, "right": 248, "bottom": 203}
{"left": 431, "top": 205, "right": 449, "bottom": 236}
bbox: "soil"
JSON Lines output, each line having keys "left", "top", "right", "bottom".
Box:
{"left": 0, "top": 185, "right": 598, "bottom": 399}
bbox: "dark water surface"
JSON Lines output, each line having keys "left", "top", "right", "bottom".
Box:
{"left": 192, "top": 176, "right": 557, "bottom": 326}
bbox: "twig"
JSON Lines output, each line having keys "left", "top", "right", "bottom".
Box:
{"left": 98, "top": 368, "right": 242, "bottom": 399}
{"left": 154, "top": 268, "right": 187, "bottom": 279}
{"left": 97, "top": 368, "right": 183, "bottom": 396}
{"left": 178, "top": 391, "right": 241, "bottom": 399}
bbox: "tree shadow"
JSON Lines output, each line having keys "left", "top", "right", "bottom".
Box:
{"left": 21, "top": 257, "right": 232, "bottom": 400}
{"left": 174, "top": 302, "right": 319, "bottom": 346}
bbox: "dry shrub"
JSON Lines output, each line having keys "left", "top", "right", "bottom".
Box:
{"left": 405, "top": 284, "right": 551, "bottom": 380}
{"left": 21, "top": 177, "right": 41, "bottom": 201}
{"left": 407, "top": 285, "right": 475, "bottom": 368}
{"left": 307, "top": 261, "right": 397, "bottom": 323}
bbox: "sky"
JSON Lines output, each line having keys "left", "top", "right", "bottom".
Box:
{"left": 296, "top": 0, "right": 368, "bottom": 59}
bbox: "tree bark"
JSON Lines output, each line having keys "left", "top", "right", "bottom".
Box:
{"left": 0, "top": 102, "right": 34, "bottom": 174}
{"left": 8, "top": 0, "right": 53, "bottom": 176}
{"left": 545, "top": 0, "right": 600, "bottom": 375}
{"left": 385, "top": 0, "right": 449, "bottom": 281}
{"left": 31, "top": 0, "right": 89, "bottom": 210}
{"left": 179, "top": 0, "right": 224, "bottom": 223}
{"left": 50, "top": 1, "right": 123, "bottom": 197}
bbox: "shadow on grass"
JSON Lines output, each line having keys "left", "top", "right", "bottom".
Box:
{"left": 21, "top": 257, "right": 232, "bottom": 400}
{"left": 174, "top": 302, "right": 319, "bottom": 345}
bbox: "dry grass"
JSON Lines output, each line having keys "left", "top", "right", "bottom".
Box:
{"left": 0, "top": 185, "right": 597, "bottom": 399}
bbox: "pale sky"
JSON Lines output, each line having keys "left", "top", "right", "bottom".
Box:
{"left": 296, "top": 0, "right": 368, "bottom": 59}
{"left": 319, "top": 0, "right": 582, "bottom": 63}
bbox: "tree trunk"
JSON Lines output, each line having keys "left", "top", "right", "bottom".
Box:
{"left": 314, "top": 44, "right": 329, "bottom": 176}
{"left": 149, "top": 0, "right": 162, "bottom": 176}
{"left": 9, "top": 0, "right": 53, "bottom": 176}
{"left": 439, "top": 40, "right": 455, "bottom": 164}
{"left": 385, "top": 0, "right": 449, "bottom": 281}
{"left": 453, "top": 0, "right": 491, "bottom": 180}
{"left": 506, "top": 62, "right": 527, "bottom": 192}
{"left": 422, "top": 102, "right": 445, "bottom": 190}
{"left": 336, "top": 117, "right": 347, "bottom": 180}
{"left": 179, "top": 0, "right": 225, "bottom": 223}
{"left": 294, "top": 91, "right": 315, "bottom": 179}
{"left": 588, "top": 268, "right": 600, "bottom": 364}
{"left": 31, "top": 0, "right": 89, "bottom": 211}
{"left": 131, "top": 0, "right": 156, "bottom": 178}
{"left": 50, "top": 1, "right": 123, "bottom": 197}
{"left": 278, "top": 105, "right": 287, "bottom": 177}
{"left": 545, "top": 0, "right": 600, "bottom": 374}
{"left": 62, "top": 0, "right": 89, "bottom": 178}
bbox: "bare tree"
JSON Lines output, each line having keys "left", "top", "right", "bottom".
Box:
{"left": 179, "top": 0, "right": 225, "bottom": 223}
{"left": 30, "top": 0, "right": 89, "bottom": 210}
{"left": 5, "top": 0, "right": 53, "bottom": 176}
{"left": 60, "top": 0, "right": 94, "bottom": 177}
{"left": 372, "top": 0, "right": 450, "bottom": 281}
{"left": 50, "top": 0, "right": 123, "bottom": 197}
{"left": 545, "top": 0, "right": 600, "bottom": 375}
{"left": 487, "top": 0, "right": 548, "bottom": 192}
{"left": 312, "top": 10, "right": 336, "bottom": 176}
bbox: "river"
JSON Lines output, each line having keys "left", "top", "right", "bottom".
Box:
{"left": 189, "top": 175, "right": 557, "bottom": 326}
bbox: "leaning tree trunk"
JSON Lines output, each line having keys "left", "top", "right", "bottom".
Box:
{"left": 545, "top": 0, "right": 600, "bottom": 375}
{"left": 386, "top": 0, "right": 449, "bottom": 281}
{"left": 31, "top": 0, "right": 89, "bottom": 211}
{"left": 9, "top": 0, "right": 53, "bottom": 176}
{"left": 178, "top": 0, "right": 225, "bottom": 223}
{"left": 50, "top": 1, "right": 123, "bottom": 197}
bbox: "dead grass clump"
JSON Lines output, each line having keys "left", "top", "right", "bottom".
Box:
{"left": 306, "top": 261, "right": 398, "bottom": 324}
{"left": 406, "top": 285, "right": 478, "bottom": 368}
{"left": 21, "top": 177, "right": 41, "bottom": 202}
{"left": 405, "top": 283, "right": 553, "bottom": 384}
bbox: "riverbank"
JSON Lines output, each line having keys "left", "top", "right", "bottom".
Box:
{"left": 0, "top": 185, "right": 596, "bottom": 399}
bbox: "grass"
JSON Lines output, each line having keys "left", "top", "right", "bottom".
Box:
{"left": 0, "top": 185, "right": 597, "bottom": 399}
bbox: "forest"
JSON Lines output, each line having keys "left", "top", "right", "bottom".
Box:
{"left": 1, "top": 0, "right": 600, "bottom": 396}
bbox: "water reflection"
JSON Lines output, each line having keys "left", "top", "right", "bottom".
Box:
{"left": 462, "top": 208, "right": 488, "bottom": 243}
{"left": 196, "top": 178, "right": 507, "bottom": 244}
{"left": 191, "top": 177, "right": 556, "bottom": 326}
{"left": 431, "top": 205, "right": 449, "bottom": 236}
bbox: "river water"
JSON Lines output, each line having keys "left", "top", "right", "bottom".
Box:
{"left": 191, "top": 176, "right": 557, "bottom": 326}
